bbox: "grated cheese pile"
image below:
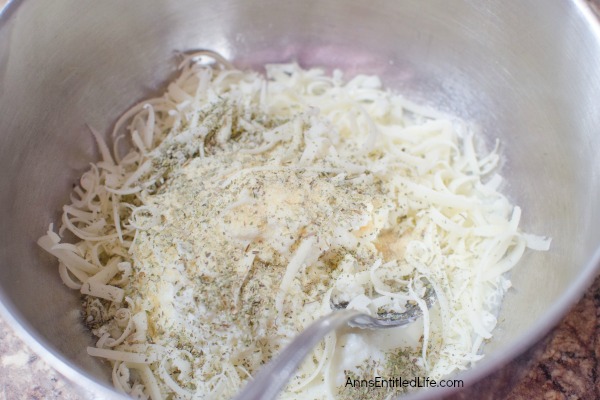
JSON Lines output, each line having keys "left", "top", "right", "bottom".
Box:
{"left": 38, "top": 52, "right": 550, "bottom": 400}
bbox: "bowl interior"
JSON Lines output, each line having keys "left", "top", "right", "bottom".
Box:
{"left": 1, "top": 0, "right": 600, "bottom": 398}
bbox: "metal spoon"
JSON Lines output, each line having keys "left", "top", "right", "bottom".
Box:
{"left": 233, "top": 282, "right": 436, "bottom": 400}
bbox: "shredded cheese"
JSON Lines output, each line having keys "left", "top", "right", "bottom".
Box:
{"left": 38, "top": 51, "right": 550, "bottom": 399}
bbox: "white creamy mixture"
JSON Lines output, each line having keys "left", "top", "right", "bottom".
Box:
{"left": 38, "top": 52, "right": 549, "bottom": 400}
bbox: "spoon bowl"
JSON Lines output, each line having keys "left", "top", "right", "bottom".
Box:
{"left": 235, "top": 284, "right": 437, "bottom": 400}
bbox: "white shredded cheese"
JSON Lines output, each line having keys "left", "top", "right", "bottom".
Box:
{"left": 39, "top": 51, "right": 549, "bottom": 399}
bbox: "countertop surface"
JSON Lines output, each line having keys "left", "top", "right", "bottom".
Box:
{"left": 506, "top": 276, "right": 600, "bottom": 400}
{"left": 2, "top": 0, "right": 600, "bottom": 399}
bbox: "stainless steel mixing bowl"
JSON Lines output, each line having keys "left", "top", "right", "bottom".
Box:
{"left": 1, "top": 0, "right": 600, "bottom": 398}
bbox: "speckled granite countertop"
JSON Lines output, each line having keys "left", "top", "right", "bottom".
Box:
{"left": 506, "top": 276, "right": 600, "bottom": 400}
{"left": 0, "top": 319, "right": 82, "bottom": 400}
{"left": 2, "top": 1, "right": 600, "bottom": 399}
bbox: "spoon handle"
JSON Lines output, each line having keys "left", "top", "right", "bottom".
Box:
{"left": 232, "top": 309, "right": 363, "bottom": 400}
